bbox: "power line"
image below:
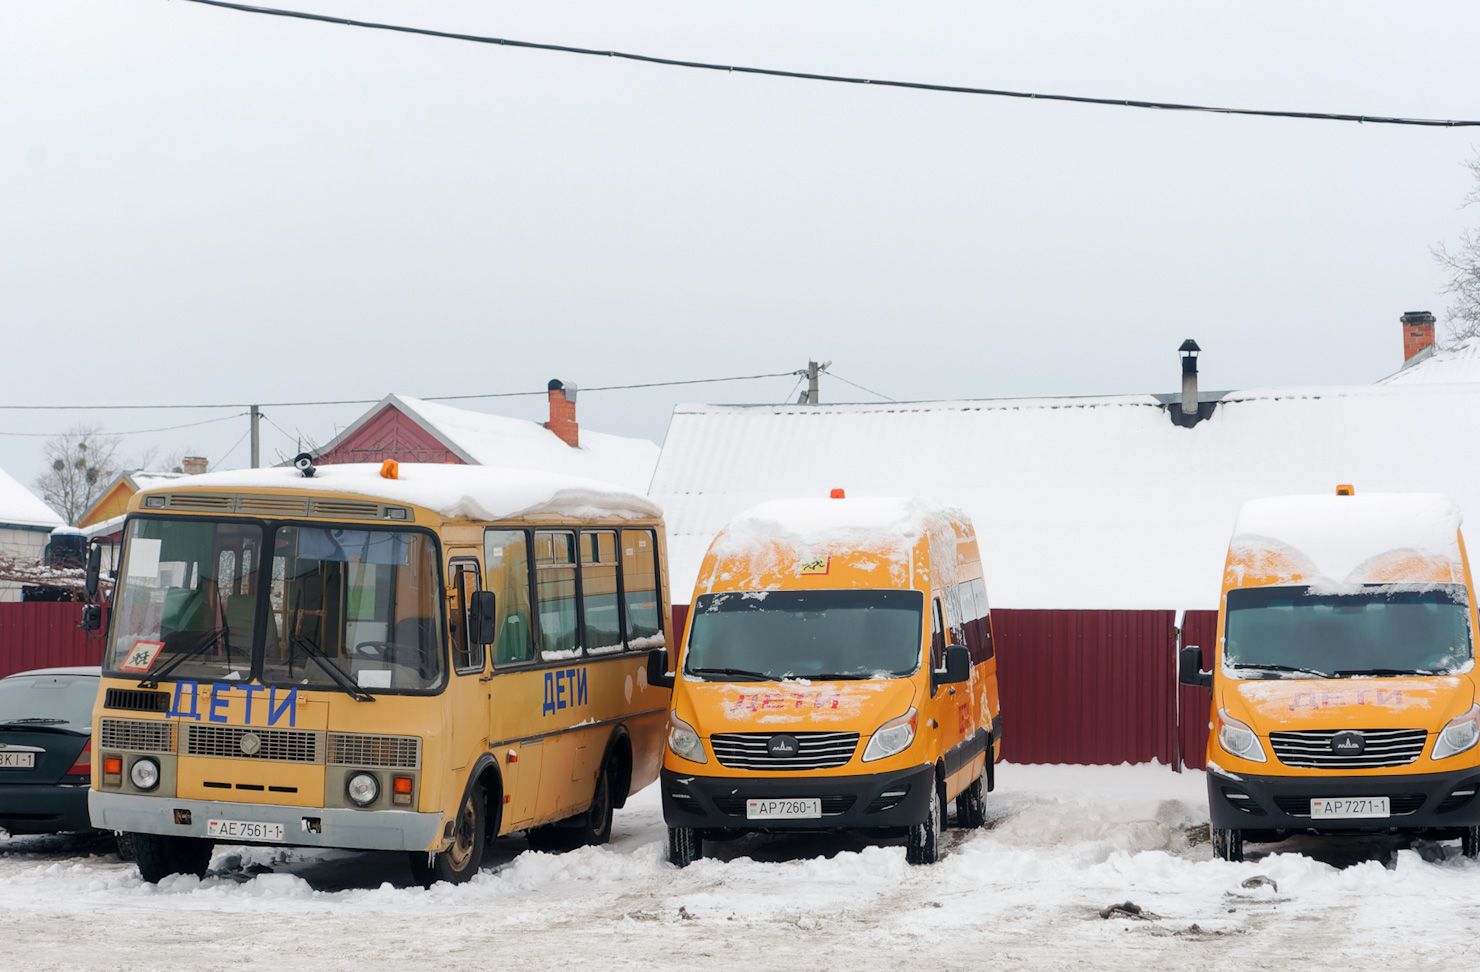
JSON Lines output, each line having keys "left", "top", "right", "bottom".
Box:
{"left": 0, "top": 413, "right": 250, "bottom": 438}
{"left": 178, "top": 0, "right": 1480, "bottom": 128}
{"left": 829, "top": 372, "right": 896, "bottom": 402}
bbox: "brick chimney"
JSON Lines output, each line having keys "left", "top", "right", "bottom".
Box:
{"left": 1401, "top": 310, "right": 1436, "bottom": 363}
{"left": 181, "top": 456, "right": 208, "bottom": 475}
{"left": 544, "top": 379, "right": 579, "bottom": 448}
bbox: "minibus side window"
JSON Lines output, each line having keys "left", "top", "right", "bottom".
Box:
{"left": 943, "top": 584, "right": 965, "bottom": 648}
{"left": 970, "top": 578, "right": 993, "bottom": 662}
{"left": 449, "top": 560, "right": 485, "bottom": 675}
{"left": 931, "top": 598, "right": 946, "bottom": 669}
{"left": 535, "top": 531, "right": 580, "bottom": 659}
{"left": 621, "top": 529, "right": 662, "bottom": 646}
{"left": 582, "top": 531, "right": 623, "bottom": 654}
{"left": 484, "top": 529, "right": 534, "bottom": 665}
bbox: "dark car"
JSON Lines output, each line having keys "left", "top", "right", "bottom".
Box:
{"left": 0, "top": 667, "right": 100, "bottom": 837}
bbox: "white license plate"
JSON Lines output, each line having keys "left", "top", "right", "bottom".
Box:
{"left": 746, "top": 798, "right": 822, "bottom": 820}
{"left": 1310, "top": 797, "right": 1390, "bottom": 818}
{"left": 0, "top": 752, "right": 35, "bottom": 769}
{"left": 206, "top": 819, "right": 285, "bottom": 841}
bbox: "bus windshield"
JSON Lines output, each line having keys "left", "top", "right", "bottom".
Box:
{"left": 684, "top": 589, "right": 924, "bottom": 681}
{"left": 1224, "top": 584, "right": 1474, "bottom": 678}
{"left": 104, "top": 518, "right": 446, "bottom": 693}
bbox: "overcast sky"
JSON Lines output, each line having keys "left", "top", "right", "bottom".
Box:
{"left": 3, "top": 0, "right": 1478, "bottom": 496}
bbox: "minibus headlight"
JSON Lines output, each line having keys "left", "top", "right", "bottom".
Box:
{"left": 1216, "top": 710, "right": 1267, "bottom": 763}
{"left": 129, "top": 757, "right": 160, "bottom": 791}
{"left": 1433, "top": 705, "right": 1480, "bottom": 760}
{"left": 667, "top": 712, "right": 706, "bottom": 764}
{"left": 862, "top": 708, "right": 918, "bottom": 763}
{"left": 347, "top": 772, "right": 380, "bottom": 807}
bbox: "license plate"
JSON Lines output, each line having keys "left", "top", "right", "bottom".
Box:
{"left": 206, "top": 819, "right": 285, "bottom": 841}
{"left": 746, "top": 798, "right": 822, "bottom": 820}
{"left": 0, "top": 752, "right": 35, "bottom": 769}
{"left": 1310, "top": 797, "right": 1390, "bottom": 818}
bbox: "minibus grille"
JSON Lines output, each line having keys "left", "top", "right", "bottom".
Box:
{"left": 1268, "top": 728, "right": 1427, "bottom": 769}
{"left": 709, "top": 732, "right": 860, "bottom": 771}
{"left": 327, "top": 733, "right": 421, "bottom": 768}
{"left": 100, "top": 718, "right": 174, "bottom": 753}
{"left": 184, "top": 725, "right": 321, "bottom": 763}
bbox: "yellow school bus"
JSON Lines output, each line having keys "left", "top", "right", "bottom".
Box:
{"left": 86, "top": 460, "right": 671, "bottom": 884}
{"left": 652, "top": 494, "right": 1000, "bottom": 865}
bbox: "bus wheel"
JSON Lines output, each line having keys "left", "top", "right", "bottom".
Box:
{"left": 573, "top": 761, "right": 615, "bottom": 846}
{"left": 955, "top": 772, "right": 987, "bottom": 829}
{"left": 1463, "top": 826, "right": 1480, "bottom": 860}
{"left": 410, "top": 788, "right": 486, "bottom": 887}
{"left": 133, "top": 833, "right": 214, "bottom": 883}
{"left": 668, "top": 826, "right": 702, "bottom": 867}
{"left": 906, "top": 780, "right": 943, "bottom": 865}
{"left": 1211, "top": 827, "right": 1244, "bottom": 863}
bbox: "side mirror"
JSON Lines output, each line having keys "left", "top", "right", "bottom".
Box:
{"left": 647, "top": 647, "right": 675, "bottom": 689}
{"left": 1179, "top": 645, "right": 1212, "bottom": 689}
{"left": 468, "top": 591, "right": 498, "bottom": 645}
{"left": 80, "top": 604, "right": 103, "bottom": 632}
{"left": 84, "top": 542, "right": 102, "bottom": 600}
{"left": 933, "top": 644, "right": 971, "bottom": 690}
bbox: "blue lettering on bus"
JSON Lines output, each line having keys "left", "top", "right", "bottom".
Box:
{"left": 542, "top": 672, "right": 557, "bottom": 716}
{"left": 267, "top": 687, "right": 297, "bottom": 727}
{"left": 573, "top": 668, "right": 587, "bottom": 706}
{"left": 240, "top": 684, "right": 263, "bottom": 724}
{"left": 168, "top": 681, "right": 202, "bottom": 721}
{"left": 208, "top": 683, "right": 233, "bottom": 724}
{"left": 555, "top": 670, "right": 567, "bottom": 709}
{"left": 542, "top": 667, "right": 588, "bottom": 716}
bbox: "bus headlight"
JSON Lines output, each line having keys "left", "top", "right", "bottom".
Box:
{"left": 862, "top": 708, "right": 918, "bottom": 762}
{"left": 1216, "top": 710, "right": 1267, "bottom": 763}
{"left": 1433, "top": 705, "right": 1480, "bottom": 760}
{"left": 129, "top": 758, "right": 160, "bottom": 791}
{"left": 667, "top": 712, "right": 706, "bottom": 764}
{"left": 347, "top": 772, "right": 380, "bottom": 806}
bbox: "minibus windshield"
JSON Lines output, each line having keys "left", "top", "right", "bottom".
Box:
{"left": 684, "top": 589, "right": 924, "bottom": 681}
{"left": 1223, "top": 584, "right": 1474, "bottom": 678}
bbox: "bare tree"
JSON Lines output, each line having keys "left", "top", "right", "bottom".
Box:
{"left": 33, "top": 424, "right": 124, "bottom": 525}
{"left": 1434, "top": 153, "right": 1480, "bottom": 345}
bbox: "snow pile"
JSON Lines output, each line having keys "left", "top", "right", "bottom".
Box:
{"left": 1230, "top": 493, "right": 1465, "bottom": 587}
{"left": 1378, "top": 336, "right": 1480, "bottom": 385}
{"left": 144, "top": 463, "right": 662, "bottom": 522}
{"left": 0, "top": 466, "right": 64, "bottom": 529}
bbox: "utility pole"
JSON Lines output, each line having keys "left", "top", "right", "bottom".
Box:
{"left": 250, "top": 405, "right": 261, "bottom": 468}
{"left": 795, "top": 360, "right": 832, "bottom": 404}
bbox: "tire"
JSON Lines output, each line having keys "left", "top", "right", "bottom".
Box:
{"left": 1211, "top": 827, "right": 1244, "bottom": 863}
{"left": 115, "top": 831, "right": 137, "bottom": 862}
{"left": 955, "top": 772, "right": 987, "bottom": 830}
{"left": 409, "top": 787, "right": 486, "bottom": 887}
{"left": 668, "top": 826, "right": 702, "bottom": 868}
{"left": 1463, "top": 825, "right": 1480, "bottom": 860}
{"left": 907, "top": 779, "right": 944, "bottom": 865}
{"left": 133, "top": 833, "right": 214, "bottom": 883}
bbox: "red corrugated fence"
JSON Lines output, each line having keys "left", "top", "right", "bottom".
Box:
{"left": 0, "top": 602, "right": 108, "bottom": 679}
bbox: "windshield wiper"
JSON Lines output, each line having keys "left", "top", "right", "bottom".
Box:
{"left": 1331, "top": 668, "right": 1441, "bottom": 677}
{"left": 138, "top": 629, "right": 226, "bottom": 688}
{"left": 688, "top": 667, "right": 774, "bottom": 682}
{"left": 1229, "top": 663, "right": 1331, "bottom": 679}
{"left": 808, "top": 673, "right": 872, "bottom": 680}
{"left": 289, "top": 635, "right": 375, "bottom": 702}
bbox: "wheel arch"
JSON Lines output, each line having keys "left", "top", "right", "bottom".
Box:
{"left": 600, "top": 725, "right": 635, "bottom": 810}
{"left": 460, "top": 753, "right": 504, "bottom": 842}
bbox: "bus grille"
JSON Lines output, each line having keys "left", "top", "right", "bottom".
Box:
{"left": 710, "top": 732, "right": 859, "bottom": 771}
{"left": 327, "top": 733, "right": 421, "bottom": 768}
{"left": 100, "top": 718, "right": 174, "bottom": 753}
{"left": 1268, "top": 728, "right": 1427, "bottom": 769}
{"left": 104, "top": 688, "right": 171, "bottom": 713}
{"left": 184, "top": 725, "right": 321, "bottom": 763}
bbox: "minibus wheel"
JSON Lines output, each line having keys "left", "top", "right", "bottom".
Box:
{"left": 133, "top": 833, "right": 214, "bottom": 883}
{"left": 906, "top": 781, "right": 943, "bottom": 865}
{"left": 956, "top": 773, "right": 987, "bottom": 829}
{"left": 410, "top": 787, "right": 486, "bottom": 886}
{"left": 1463, "top": 826, "right": 1480, "bottom": 860}
{"left": 668, "top": 826, "right": 702, "bottom": 867}
{"left": 1211, "top": 827, "right": 1244, "bottom": 863}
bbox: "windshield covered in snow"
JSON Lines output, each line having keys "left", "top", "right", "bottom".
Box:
{"left": 683, "top": 589, "right": 923, "bottom": 680}
{"left": 104, "top": 517, "right": 446, "bottom": 694}
{"left": 1223, "top": 584, "right": 1473, "bottom": 678}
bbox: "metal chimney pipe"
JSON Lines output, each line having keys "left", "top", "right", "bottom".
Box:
{"left": 1179, "top": 339, "right": 1201, "bottom": 416}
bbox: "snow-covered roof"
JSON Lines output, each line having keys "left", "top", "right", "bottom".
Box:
{"left": 0, "top": 467, "right": 64, "bottom": 530}
{"left": 140, "top": 462, "right": 661, "bottom": 522}
{"left": 649, "top": 383, "right": 1480, "bottom": 610}
{"left": 315, "top": 394, "right": 660, "bottom": 494}
{"left": 1378, "top": 337, "right": 1480, "bottom": 385}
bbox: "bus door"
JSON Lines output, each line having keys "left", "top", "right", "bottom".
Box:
{"left": 505, "top": 739, "right": 545, "bottom": 829}
{"left": 447, "top": 558, "right": 488, "bottom": 769}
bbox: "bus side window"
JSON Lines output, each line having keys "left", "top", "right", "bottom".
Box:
{"left": 931, "top": 598, "right": 946, "bottom": 670}
{"left": 449, "top": 560, "right": 485, "bottom": 675}
{"left": 484, "top": 529, "right": 534, "bottom": 665}
{"left": 621, "top": 529, "right": 661, "bottom": 646}
{"left": 582, "top": 531, "right": 622, "bottom": 653}
{"left": 535, "top": 531, "right": 580, "bottom": 659}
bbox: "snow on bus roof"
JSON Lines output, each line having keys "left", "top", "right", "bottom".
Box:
{"left": 141, "top": 463, "right": 661, "bottom": 521}
{"left": 715, "top": 496, "right": 965, "bottom": 551}
{"left": 1231, "top": 492, "right": 1464, "bottom": 586}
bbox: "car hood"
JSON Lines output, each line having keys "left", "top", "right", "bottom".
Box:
{"left": 1225, "top": 676, "right": 1474, "bottom": 733}
{"left": 679, "top": 677, "right": 918, "bottom": 735}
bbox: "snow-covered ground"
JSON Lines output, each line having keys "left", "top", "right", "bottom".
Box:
{"left": 3, "top": 764, "right": 1478, "bottom": 970}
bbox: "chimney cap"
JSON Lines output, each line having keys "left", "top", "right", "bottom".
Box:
{"left": 1401, "top": 311, "right": 1436, "bottom": 322}
{"left": 547, "top": 379, "right": 564, "bottom": 392}
{"left": 1179, "top": 339, "right": 1201, "bottom": 354}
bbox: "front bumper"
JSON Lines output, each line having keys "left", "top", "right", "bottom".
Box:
{"left": 89, "top": 790, "right": 446, "bottom": 852}
{"left": 1208, "top": 765, "right": 1480, "bottom": 832}
{"left": 0, "top": 783, "right": 94, "bottom": 835}
{"left": 661, "top": 763, "right": 935, "bottom": 831}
